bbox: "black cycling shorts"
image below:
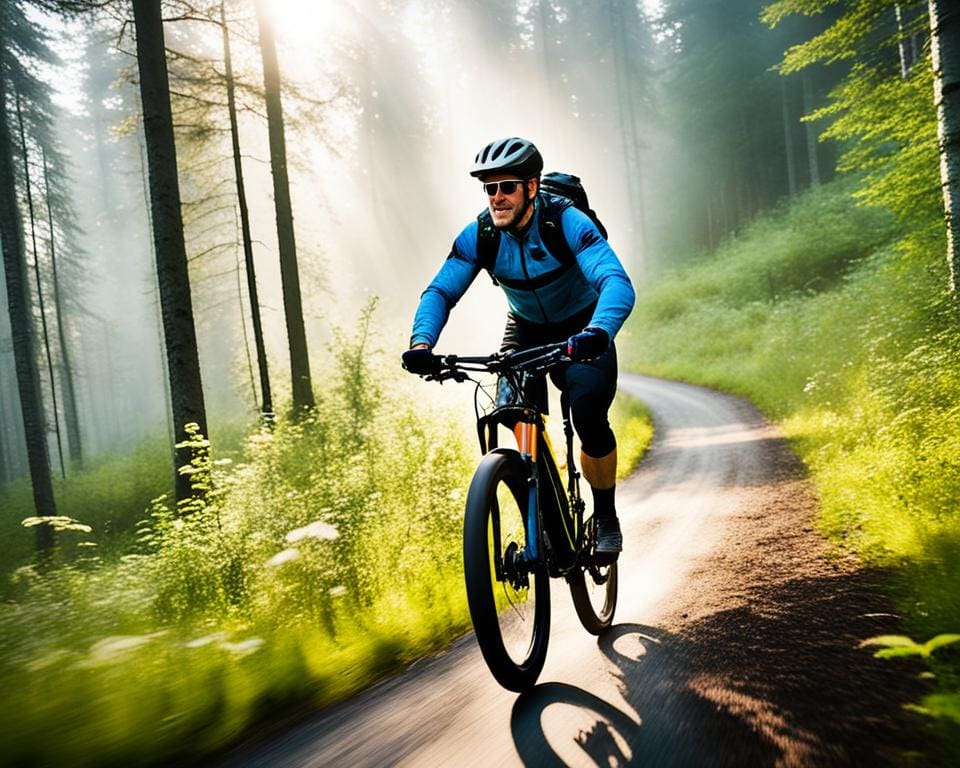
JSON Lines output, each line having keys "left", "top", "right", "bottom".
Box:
{"left": 500, "top": 306, "right": 618, "bottom": 458}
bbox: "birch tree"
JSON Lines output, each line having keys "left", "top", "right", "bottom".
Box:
{"left": 929, "top": 0, "right": 960, "bottom": 290}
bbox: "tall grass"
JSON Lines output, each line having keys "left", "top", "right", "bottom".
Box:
{"left": 623, "top": 179, "right": 960, "bottom": 735}
{"left": 0, "top": 305, "right": 476, "bottom": 767}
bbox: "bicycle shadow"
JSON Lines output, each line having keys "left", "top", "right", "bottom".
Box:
{"left": 510, "top": 623, "right": 773, "bottom": 767}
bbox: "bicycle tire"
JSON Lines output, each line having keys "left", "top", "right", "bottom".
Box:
{"left": 463, "top": 449, "right": 551, "bottom": 692}
{"left": 568, "top": 518, "right": 618, "bottom": 634}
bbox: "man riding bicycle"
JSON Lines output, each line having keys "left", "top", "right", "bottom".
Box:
{"left": 402, "top": 137, "right": 635, "bottom": 562}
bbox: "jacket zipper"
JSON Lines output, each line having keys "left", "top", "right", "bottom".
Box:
{"left": 517, "top": 237, "right": 551, "bottom": 323}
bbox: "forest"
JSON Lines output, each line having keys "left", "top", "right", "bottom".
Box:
{"left": 1, "top": 0, "right": 959, "bottom": 764}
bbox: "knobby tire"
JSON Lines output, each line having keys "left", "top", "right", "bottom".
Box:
{"left": 463, "top": 450, "right": 550, "bottom": 692}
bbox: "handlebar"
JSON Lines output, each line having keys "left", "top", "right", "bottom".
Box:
{"left": 423, "top": 341, "right": 570, "bottom": 383}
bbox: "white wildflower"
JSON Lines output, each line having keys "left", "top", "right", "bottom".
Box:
{"left": 286, "top": 521, "right": 339, "bottom": 542}
{"left": 219, "top": 638, "right": 265, "bottom": 656}
{"left": 266, "top": 547, "right": 301, "bottom": 567}
{"left": 328, "top": 585, "right": 348, "bottom": 597}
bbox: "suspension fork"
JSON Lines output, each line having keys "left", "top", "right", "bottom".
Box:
{"left": 513, "top": 419, "right": 541, "bottom": 562}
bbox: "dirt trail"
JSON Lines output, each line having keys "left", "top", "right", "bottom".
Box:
{"left": 219, "top": 374, "right": 928, "bottom": 767}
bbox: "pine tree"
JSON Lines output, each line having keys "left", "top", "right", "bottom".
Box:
{"left": 0, "top": 0, "right": 56, "bottom": 547}
{"left": 132, "top": 0, "right": 209, "bottom": 505}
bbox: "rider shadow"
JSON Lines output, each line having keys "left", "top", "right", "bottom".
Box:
{"left": 510, "top": 623, "right": 778, "bottom": 767}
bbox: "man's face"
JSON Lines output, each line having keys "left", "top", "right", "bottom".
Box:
{"left": 483, "top": 173, "right": 537, "bottom": 230}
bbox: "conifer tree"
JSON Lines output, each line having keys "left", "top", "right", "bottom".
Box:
{"left": 0, "top": 0, "right": 56, "bottom": 546}
{"left": 132, "top": 0, "right": 209, "bottom": 504}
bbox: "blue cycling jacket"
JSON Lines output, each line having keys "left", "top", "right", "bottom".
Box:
{"left": 410, "top": 195, "right": 635, "bottom": 348}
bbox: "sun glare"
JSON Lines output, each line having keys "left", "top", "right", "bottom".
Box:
{"left": 265, "top": 0, "right": 346, "bottom": 54}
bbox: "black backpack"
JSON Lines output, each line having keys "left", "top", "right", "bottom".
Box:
{"left": 475, "top": 172, "right": 608, "bottom": 285}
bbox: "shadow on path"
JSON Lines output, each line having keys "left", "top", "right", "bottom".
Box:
{"left": 512, "top": 568, "right": 935, "bottom": 766}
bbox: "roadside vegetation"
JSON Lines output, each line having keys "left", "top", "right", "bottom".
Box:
{"left": 623, "top": 177, "right": 960, "bottom": 739}
{"left": 0, "top": 304, "right": 653, "bottom": 767}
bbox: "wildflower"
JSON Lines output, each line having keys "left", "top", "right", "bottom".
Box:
{"left": 266, "top": 548, "right": 301, "bottom": 567}
{"left": 286, "top": 521, "right": 339, "bottom": 543}
{"left": 219, "top": 638, "right": 265, "bottom": 655}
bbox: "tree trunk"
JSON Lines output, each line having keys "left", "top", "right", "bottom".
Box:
{"left": 254, "top": 0, "right": 314, "bottom": 414}
{"left": 132, "top": 0, "right": 208, "bottom": 504}
{"left": 780, "top": 76, "right": 797, "bottom": 197}
{"left": 41, "top": 148, "right": 82, "bottom": 469}
{"left": 0, "top": 40, "right": 56, "bottom": 547}
{"left": 897, "top": 4, "right": 911, "bottom": 79}
{"left": 929, "top": 0, "right": 960, "bottom": 291}
{"left": 801, "top": 72, "right": 821, "bottom": 187}
{"left": 222, "top": 1, "right": 272, "bottom": 421}
{"left": 15, "top": 90, "right": 65, "bottom": 481}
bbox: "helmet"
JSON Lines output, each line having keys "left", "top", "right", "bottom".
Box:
{"left": 470, "top": 137, "right": 543, "bottom": 179}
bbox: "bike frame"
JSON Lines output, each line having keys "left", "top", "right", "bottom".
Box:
{"left": 474, "top": 374, "right": 585, "bottom": 578}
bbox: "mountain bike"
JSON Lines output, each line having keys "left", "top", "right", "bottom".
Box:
{"left": 416, "top": 342, "right": 618, "bottom": 692}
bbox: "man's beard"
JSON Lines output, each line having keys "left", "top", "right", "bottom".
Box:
{"left": 492, "top": 193, "right": 531, "bottom": 230}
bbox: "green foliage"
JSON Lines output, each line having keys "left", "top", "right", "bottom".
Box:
{"left": 863, "top": 634, "right": 960, "bottom": 660}
{"left": 0, "top": 308, "right": 476, "bottom": 766}
{"left": 765, "top": 1, "right": 938, "bottom": 231}
{"left": 624, "top": 174, "right": 960, "bottom": 752}
{"left": 0, "top": 437, "right": 172, "bottom": 577}
{"left": 610, "top": 394, "right": 654, "bottom": 481}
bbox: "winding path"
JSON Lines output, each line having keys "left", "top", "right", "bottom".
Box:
{"left": 219, "top": 374, "right": 926, "bottom": 767}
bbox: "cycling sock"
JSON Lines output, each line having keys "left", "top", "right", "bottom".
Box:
{"left": 592, "top": 485, "right": 616, "bottom": 519}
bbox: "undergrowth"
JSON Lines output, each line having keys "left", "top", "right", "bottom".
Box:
{"left": 624, "top": 179, "right": 960, "bottom": 744}
{"left": 0, "top": 304, "right": 475, "bottom": 767}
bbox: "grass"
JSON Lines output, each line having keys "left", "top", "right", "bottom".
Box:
{"left": 622, "top": 178, "right": 960, "bottom": 751}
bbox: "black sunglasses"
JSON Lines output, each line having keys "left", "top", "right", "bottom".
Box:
{"left": 482, "top": 179, "right": 525, "bottom": 196}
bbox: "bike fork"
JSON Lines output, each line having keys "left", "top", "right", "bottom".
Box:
{"left": 514, "top": 420, "right": 541, "bottom": 563}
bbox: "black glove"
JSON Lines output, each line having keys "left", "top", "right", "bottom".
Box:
{"left": 566, "top": 326, "right": 609, "bottom": 361}
{"left": 402, "top": 347, "right": 441, "bottom": 375}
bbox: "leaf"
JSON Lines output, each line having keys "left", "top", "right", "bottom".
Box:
{"left": 861, "top": 634, "right": 918, "bottom": 649}
{"left": 922, "top": 634, "right": 960, "bottom": 656}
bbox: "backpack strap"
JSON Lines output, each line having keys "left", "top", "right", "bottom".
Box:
{"left": 476, "top": 210, "right": 501, "bottom": 285}
{"left": 537, "top": 193, "right": 575, "bottom": 267}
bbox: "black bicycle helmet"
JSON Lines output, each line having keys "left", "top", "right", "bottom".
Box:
{"left": 470, "top": 137, "right": 544, "bottom": 179}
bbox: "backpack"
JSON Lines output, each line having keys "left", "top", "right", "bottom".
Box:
{"left": 476, "top": 172, "right": 608, "bottom": 284}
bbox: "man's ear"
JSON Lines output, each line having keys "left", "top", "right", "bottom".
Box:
{"left": 528, "top": 178, "right": 539, "bottom": 200}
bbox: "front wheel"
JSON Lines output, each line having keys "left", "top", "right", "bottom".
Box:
{"left": 463, "top": 449, "right": 550, "bottom": 692}
{"left": 569, "top": 517, "right": 618, "bottom": 634}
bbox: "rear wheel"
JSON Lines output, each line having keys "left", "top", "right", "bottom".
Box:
{"left": 463, "top": 450, "right": 550, "bottom": 692}
{"left": 569, "top": 517, "right": 618, "bottom": 634}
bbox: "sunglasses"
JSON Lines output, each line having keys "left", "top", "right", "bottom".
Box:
{"left": 482, "top": 179, "right": 525, "bottom": 196}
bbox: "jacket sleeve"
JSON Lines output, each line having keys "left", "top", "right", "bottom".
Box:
{"left": 561, "top": 208, "right": 635, "bottom": 340}
{"left": 409, "top": 223, "right": 481, "bottom": 348}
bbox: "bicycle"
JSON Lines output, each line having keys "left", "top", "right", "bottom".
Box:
{"left": 413, "top": 342, "right": 618, "bottom": 692}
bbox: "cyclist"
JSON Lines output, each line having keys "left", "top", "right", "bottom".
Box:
{"left": 402, "top": 137, "right": 635, "bottom": 562}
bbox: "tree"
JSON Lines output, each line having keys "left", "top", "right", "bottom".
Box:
{"left": 41, "top": 147, "right": 82, "bottom": 468}
{"left": 928, "top": 0, "right": 960, "bottom": 290}
{"left": 254, "top": 0, "right": 314, "bottom": 414}
{"left": 220, "top": 0, "right": 272, "bottom": 420}
{"left": 15, "top": 85, "right": 65, "bottom": 480}
{"left": 132, "top": 0, "right": 208, "bottom": 504}
{"left": 0, "top": 0, "right": 56, "bottom": 547}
